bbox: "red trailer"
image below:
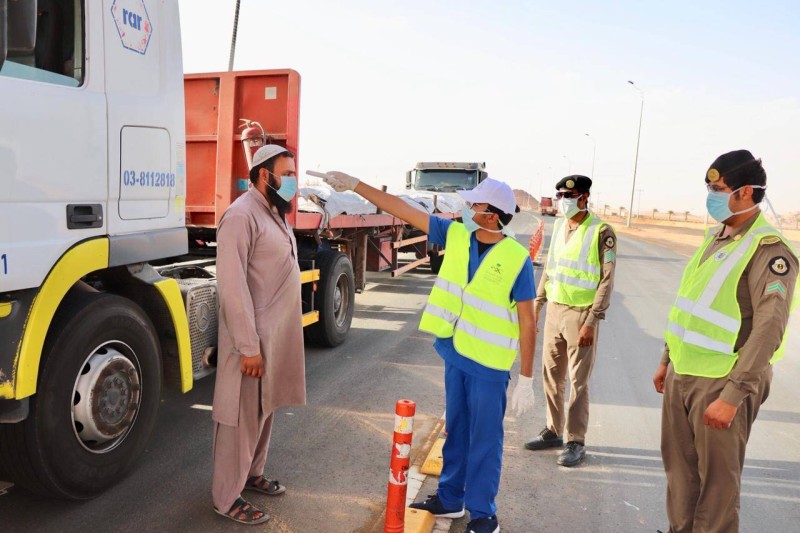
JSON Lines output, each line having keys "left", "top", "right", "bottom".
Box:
{"left": 183, "top": 69, "right": 454, "bottom": 346}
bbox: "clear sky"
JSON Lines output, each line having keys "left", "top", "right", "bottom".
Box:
{"left": 178, "top": 0, "right": 799, "bottom": 216}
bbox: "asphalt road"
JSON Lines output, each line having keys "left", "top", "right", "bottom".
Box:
{"left": 1, "top": 212, "right": 798, "bottom": 532}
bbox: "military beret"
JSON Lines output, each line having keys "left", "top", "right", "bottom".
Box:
{"left": 555, "top": 175, "right": 592, "bottom": 192}
{"left": 706, "top": 150, "right": 762, "bottom": 183}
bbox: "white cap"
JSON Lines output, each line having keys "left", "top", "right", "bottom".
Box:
{"left": 251, "top": 144, "right": 288, "bottom": 169}
{"left": 457, "top": 177, "right": 518, "bottom": 215}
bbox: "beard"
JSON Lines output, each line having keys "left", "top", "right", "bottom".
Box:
{"left": 266, "top": 176, "right": 292, "bottom": 216}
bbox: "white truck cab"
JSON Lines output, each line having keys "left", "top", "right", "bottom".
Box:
{"left": 405, "top": 161, "right": 487, "bottom": 193}
{"left": 0, "top": 0, "right": 194, "bottom": 499}
{"left": 1, "top": 0, "right": 187, "bottom": 295}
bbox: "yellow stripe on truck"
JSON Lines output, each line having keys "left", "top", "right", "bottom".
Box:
{"left": 15, "top": 238, "right": 110, "bottom": 399}
{"left": 153, "top": 279, "right": 193, "bottom": 393}
{"left": 300, "top": 269, "right": 320, "bottom": 284}
{"left": 0, "top": 302, "right": 12, "bottom": 318}
{"left": 302, "top": 310, "right": 320, "bottom": 327}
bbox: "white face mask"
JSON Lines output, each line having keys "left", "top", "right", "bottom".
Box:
{"left": 559, "top": 197, "right": 585, "bottom": 218}
{"left": 462, "top": 203, "right": 516, "bottom": 237}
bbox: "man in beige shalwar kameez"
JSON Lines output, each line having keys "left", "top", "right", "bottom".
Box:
{"left": 211, "top": 145, "right": 306, "bottom": 525}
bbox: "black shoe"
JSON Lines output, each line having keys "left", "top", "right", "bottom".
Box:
{"left": 465, "top": 515, "right": 500, "bottom": 533}
{"left": 557, "top": 441, "right": 586, "bottom": 467}
{"left": 524, "top": 428, "right": 563, "bottom": 450}
{"left": 408, "top": 493, "right": 465, "bottom": 518}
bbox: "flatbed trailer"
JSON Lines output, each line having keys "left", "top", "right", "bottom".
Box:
{"left": 183, "top": 69, "right": 456, "bottom": 345}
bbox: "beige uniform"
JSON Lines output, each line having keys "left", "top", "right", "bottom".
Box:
{"left": 535, "top": 218, "right": 617, "bottom": 444}
{"left": 211, "top": 188, "right": 307, "bottom": 513}
{"left": 660, "top": 213, "right": 798, "bottom": 533}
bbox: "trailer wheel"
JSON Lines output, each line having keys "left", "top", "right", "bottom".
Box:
{"left": 307, "top": 251, "right": 355, "bottom": 347}
{"left": 0, "top": 292, "right": 162, "bottom": 499}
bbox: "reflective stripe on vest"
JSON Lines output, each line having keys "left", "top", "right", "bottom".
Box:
{"left": 665, "top": 213, "right": 799, "bottom": 377}
{"left": 418, "top": 222, "right": 529, "bottom": 370}
{"left": 545, "top": 214, "right": 605, "bottom": 306}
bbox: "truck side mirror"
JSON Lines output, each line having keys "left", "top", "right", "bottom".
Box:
{"left": 478, "top": 171, "right": 487, "bottom": 183}
{"left": 405, "top": 171, "right": 412, "bottom": 189}
{"left": 0, "top": 0, "right": 7, "bottom": 71}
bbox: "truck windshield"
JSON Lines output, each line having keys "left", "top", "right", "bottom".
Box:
{"left": 414, "top": 170, "right": 478, "bottom": 191}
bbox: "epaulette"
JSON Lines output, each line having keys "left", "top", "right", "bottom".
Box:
{"left": 760, "top": 235, "right": 781, "bottom": 245}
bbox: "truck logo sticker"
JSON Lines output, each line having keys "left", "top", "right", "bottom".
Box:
{"left": 111, "top": 0, "right": 153, "bottom": 55}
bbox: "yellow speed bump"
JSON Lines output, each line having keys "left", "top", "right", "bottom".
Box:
{"left": 420, "top": 435, "right": 445, "bottom": 476}
{"left": 404, "top": 507, "right": 436, "bottom": 533}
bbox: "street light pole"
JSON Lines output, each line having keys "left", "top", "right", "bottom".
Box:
{"left": 627, "top": 80, "right": 644, "bottom": 227}
{"left": 637, "top": 188, "right": 643, "bottom": 219}
{"left": 228, "top": 0, "right": 241, "bottom": 72}
{"left": 585, "top": 133, "right": 596, "bottom": 178}
{"left": 562, "top": 155, "right": 571, "bottom": 175}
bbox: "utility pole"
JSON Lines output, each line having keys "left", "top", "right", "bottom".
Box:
{"left": 228, "top": 0, "right": 242, "bottom": 72}
{"left": 637, "top": 188, "right": 643, "bottom": 219}
{"left": 585, "top": 133, "right": 596, "bottom": 178}
{"left": 627, "top": 80, "right": 644, "bottom": 227}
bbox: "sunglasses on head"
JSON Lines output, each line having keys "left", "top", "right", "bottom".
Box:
{"left": 555, "top": 191, "right": 582, "bottom": 200}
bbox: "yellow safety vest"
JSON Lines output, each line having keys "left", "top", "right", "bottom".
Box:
{"left": 545, "top": 214, "right": 606, "bottom": 307}
{"left": 419, "top": 222, "right": 530, "bottom": 370}
{"left": 665, "top": 213, "right": 799, "bottom": 378}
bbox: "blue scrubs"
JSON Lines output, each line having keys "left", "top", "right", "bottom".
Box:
{"left": 427, "top": 216, "right": 536, "bottom": 519}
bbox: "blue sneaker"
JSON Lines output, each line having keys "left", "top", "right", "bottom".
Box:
{"left": 465, "top": 515, "right": 500, "bottom": 533}
{"left": 408, "top": 493, "right": 465, "bottom": 518}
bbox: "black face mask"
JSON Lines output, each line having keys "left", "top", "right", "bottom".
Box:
{"left": 265, "top": 174, "right": 292, "bottom": 216}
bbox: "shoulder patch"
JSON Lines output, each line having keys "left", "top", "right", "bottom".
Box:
{"left": 765, "top": 281, "right": 787, "bottom": 298}
{"left": 760, "top": 236, "right": 781, "bottom": 245}
{"left": 768, "top": 256, "right": 791, "bottom": 276}
{"left": 604, "top": 236, "right": 616, "bottom": 249}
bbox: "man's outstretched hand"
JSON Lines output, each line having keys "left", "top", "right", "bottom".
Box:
{"left": 308, "top": 170, "right": 360, "bottom": 192}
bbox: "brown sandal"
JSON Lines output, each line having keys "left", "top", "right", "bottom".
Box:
{"left": 245, "top": 475, "right": 286, "bottom": 496}
{"left": 244, "top": 476, "right": 286, "bottom": 496}
{"left": 214, "top": 496, "right": 270, "bottom": 525}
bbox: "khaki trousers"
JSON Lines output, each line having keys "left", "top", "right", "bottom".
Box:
{"left": 661, "top": 364, "right": 772, "bottom": 533}
{"left": 541, "top": 303, "right": 598, "bottom": 444}
{"left": 212, "top": 376, "right": 274, "bottom": 513}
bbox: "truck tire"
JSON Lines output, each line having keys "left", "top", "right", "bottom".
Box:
{"left": 306, "top": 251, "right": 355, "bottom": 347}
{"left": 0, "top": 291, "right": 162, "bottom": 499}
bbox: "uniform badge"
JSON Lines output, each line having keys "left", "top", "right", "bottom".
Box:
{"left": 604, "top": 236, "right": 615, "bottom": 248}
{"left": 566, "top": 179, "right": 575, "bottom": 189}
{"left": 765, "top": 281, "right": 787, "bottom": 298}
{"left": 707, "top": 168, "right": 720, "bottom": 182}
{"left": 714, "top": 250, "right": 728, "bottom": 262}
{"left": 769, "top": 256, "right": 790, "bottom": 276}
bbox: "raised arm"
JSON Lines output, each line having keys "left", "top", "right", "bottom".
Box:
{"left": 310, "top": 170, "right": 430, "bottom": 233}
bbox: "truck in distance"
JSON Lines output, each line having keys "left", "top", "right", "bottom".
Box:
{"left": 405, "top": 161, "right": 487, "bottom": 192}
{"left": 540, "top": 196, "right": 558, "bottom": 216}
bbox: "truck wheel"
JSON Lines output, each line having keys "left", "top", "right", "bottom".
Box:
{"left": 307, "top": 251, "right": 355, "bottom": 347}
{"left": 0, "top": 292, "right": 162, "bottom": 499}
{"left": 429, "top": 252, "right": 444, "bottom": 274}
